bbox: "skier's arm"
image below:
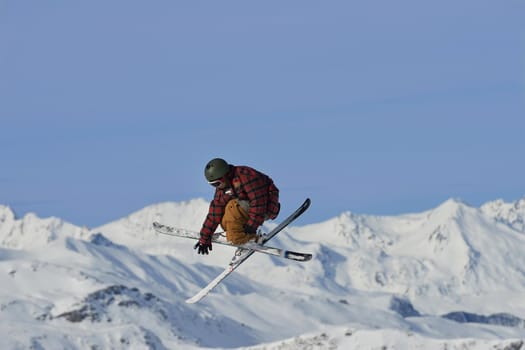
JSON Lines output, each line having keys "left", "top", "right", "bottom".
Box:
{"left": 196, "top": 193, "right": 225, "bottom": 254}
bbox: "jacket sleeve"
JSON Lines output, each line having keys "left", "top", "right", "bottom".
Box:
{"left": 199, "top": 192, "right": 226, "bottom": 241}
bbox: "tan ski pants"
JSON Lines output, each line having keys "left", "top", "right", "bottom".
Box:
{"left": 221, "top": 199, "right": 257, "bottom": 245}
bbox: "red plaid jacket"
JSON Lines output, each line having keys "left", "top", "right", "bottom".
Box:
{"left": 200, "top": 165, "right": 280, "bottom": 241}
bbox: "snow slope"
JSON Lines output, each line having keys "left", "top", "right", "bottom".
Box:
{"left": 1, "top": 197, "right": 525, "bottom": 349}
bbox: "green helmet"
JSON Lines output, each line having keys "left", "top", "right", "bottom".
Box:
{"left": 204, "top": 158, "right": 230, "bottom": 182}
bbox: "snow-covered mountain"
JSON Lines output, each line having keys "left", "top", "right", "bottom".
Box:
{"left": 0, "top": 205, "right": 90, "bottom": 248}
{"left": 481, "top": 197, "right": 525, "bottom": 232}
{"left": 1, "top": 197, "right": 525, "bottom": 349}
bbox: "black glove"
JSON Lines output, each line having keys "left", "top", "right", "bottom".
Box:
{"left": 243, "top": 224, "right": 257, "bottom": 235}
{"left": 194, "top": 236, "right": 212, "bottom": 255}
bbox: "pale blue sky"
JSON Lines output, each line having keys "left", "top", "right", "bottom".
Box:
{"left": 1, "top": 0, "right": 524, "bottom": 227}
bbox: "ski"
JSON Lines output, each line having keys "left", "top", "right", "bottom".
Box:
{"left": 152, "top": 222, "right": 312, "bottom": 262}
{"left": 237, "top": 242, "right": 312, "bottom": 262}
{"left": 185, "top": 198, "right": 311, "bottom": 304}
{"left": 152, "top": 222, "right": 224, "bottom": 242}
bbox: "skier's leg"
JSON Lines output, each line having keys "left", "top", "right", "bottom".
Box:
{"left": 221, "top": 199, "right": 257, "bottom": 244}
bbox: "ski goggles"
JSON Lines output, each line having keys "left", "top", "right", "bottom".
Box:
{"left": 208, "top": 178, "right": 224, "bottom": 187}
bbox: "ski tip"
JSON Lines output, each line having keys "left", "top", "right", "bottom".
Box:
{"left": 185, "top": 294, "right": 204, "bottom": 304}
{"left": 186, "top": 291, "right": 207, "bottom": 304}
{"left": 302, "top": 198, "right": 311, "bottom": 211}
{"left": 284, "top": 251, "right": 313, "bottom": 262}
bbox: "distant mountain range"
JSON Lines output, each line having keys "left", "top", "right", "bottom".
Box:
{"left": 1, "top": 197, "right": 524, "bottom": 349}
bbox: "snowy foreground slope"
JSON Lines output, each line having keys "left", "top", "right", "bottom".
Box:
{"left": 1, "top": 197, "right": 525, "bottom": 349}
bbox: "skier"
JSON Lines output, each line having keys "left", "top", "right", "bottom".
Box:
{"left": 194, "top": 158, "right": 280, "bottom": 255}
